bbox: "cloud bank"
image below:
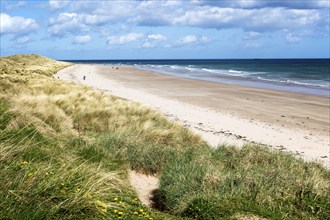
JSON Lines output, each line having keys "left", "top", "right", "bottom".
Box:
{"left": 0, "top": 0, "right": 329, "bottom": 58}
{"left": 45, "top": 0, "right": 328, "bottom": 41}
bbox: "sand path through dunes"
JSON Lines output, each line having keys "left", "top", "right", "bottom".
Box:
{"left": 55, "top": 64, "right": 330, "bottom": 168}
{"left": 128, "top": 170, "right": 158, "bottom": 207}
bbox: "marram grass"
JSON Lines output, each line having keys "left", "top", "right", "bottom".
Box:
{"left": 158, "top": 145, "right": 330, "bottom": 219}
{"left": 0, "top": 54, "right": 329, "bottom": 220}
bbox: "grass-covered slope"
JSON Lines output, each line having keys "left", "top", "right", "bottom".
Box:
{"left": 0, "top": 54, "right": 329, "bottom": 219}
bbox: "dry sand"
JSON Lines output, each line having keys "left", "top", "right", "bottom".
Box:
{"left": 128, "top": 170, "right": 159, "bottom": 207}
{"left": 55, "top": 64, "right": 330, "bottom": 168}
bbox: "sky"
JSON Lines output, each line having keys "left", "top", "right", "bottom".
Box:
{"left": 0, "top": 0, "right": 329, "bottom": 60}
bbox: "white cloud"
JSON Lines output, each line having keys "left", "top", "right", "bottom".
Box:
{"left": 70, "top": 1, "right": 98, "bottom": 12}
{"left": 141, "top": 34, "right": 167, "bottom": 48}
{"left": 48, "top": 12, "right": 88, "bottom": 36}
{"left": 49, "top": 0, "right": 69, "bottom": 11}
{"left": 171, "top": 35, "right": 209, "bottom": 47}
{"left": 141, "top": 34, "right": 166, "bottom": 48}
{"left": 175, "top": 35, "right": 198, "bottom": 46}
{"left": 84, "top": 15, "right": 112, "bottom": 26}
{"left": 200, "top": 36, "right": 210, "bottom": 43}
{"left": 194, "top": 0, "right": 330, "bottom": 9}
{"left": 16, "top": 36, "right": 30, "bottom": 44}
{"left": 243, "top": 31, "right": 262, "bottom": 40}
{"left": 134, "top": 1, "right": 180, "bottom": 26}
{"left": 141, "top": 41, "right": 155, "bottom": 48}
{"left": 206, "top": 0, "right": 262, "bottom": 9}
{"left": 315, "top": 1, "right": 330, "bottom": 8}
{"left": 285, "top": 33, "right": 300, "bottom": 44}
{"left": 107, "top": 33, "right": 144, "bottom": 45}
{"left": 92, "top": 1, "right": 137, "bottom": 23}
{"left": 0, "top": 13, "right": 38, "bottom": 35}
{"left": 48, "top": 12, "right": 121, "bottom": 37}
{"left": 73, "top": 35, "right": 92, "bottom": 44}
{"left": 4, "top": 1, "right": 26, "bottom": 11}
{"left": 49, "top": 12, "right": 77, "bottom": 25}
{"left": 147, "top": 34, "right": 166, "bottom": 41}
{"left": 162, "top": 0, "right": 182, "bottom": 7}
{"left": 173, "top": 7, "right": 321, "bottom": 32}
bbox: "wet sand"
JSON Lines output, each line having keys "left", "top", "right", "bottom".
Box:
{"left": 55, "top": 64, "right": 330, "bottom": 167}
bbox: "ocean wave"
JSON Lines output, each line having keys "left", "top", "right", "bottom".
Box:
{"left": 256, "top": 77, "right": 330, "bottom": 88}
{"left": 185, "top": 67, "right": 195, "bottom": 72}
{"left": 134, "top": 63, "right": 329, "bottom": 90}
{"left": 201, "top": 68, "right": 222, "bottom": 74}
{"left": 285, "top": 79, "right": 330, "bottom": 88}
{"left": 170, "top": 65, "right": 180, "bottom": 69}
{"left": 228, "top": 70, "right": 243, "bottom": 74}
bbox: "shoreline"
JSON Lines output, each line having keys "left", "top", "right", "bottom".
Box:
{"left": 55, "top": 64, "right": 330, "bottom": 168}
{"left": 134, "top": 65, "right": 330, "bottom": 97}
{"left": 67, "top": 61, "right": 330, "bottom": 97}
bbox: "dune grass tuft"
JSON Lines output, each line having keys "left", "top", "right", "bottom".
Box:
{"left": 158, "top": 145, "right": 330, "bottom": 219}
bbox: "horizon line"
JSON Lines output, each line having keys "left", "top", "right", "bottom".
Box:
{"left": 60, "top": 58, "right": 330, "bottom": 61}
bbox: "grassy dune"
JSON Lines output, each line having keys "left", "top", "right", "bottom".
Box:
{"left": 0, "top": 54, "right": 329, "bottom": 219}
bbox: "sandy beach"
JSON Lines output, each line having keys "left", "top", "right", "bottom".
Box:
{"left": 55, "top": 64, "right": 330, "bottom": 168}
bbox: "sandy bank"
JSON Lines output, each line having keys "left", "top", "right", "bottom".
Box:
{"left": 55, "top": 64, "right": 330, "bottom": 168}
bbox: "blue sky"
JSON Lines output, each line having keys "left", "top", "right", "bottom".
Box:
{"left": 0, "top": 0, "right": 329, "bottom": 59}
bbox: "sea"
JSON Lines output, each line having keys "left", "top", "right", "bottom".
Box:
{"left": 66, "top": 59, "right": 330, "bottom": 96}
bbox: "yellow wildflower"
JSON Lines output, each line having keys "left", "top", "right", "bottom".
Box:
{"left": 20, "top": 161, "right": 28, "bottom": 165}
{"left": 133, "top": 211, "right": 138, "bottom": 215}
{"left": 113, "top": 209, "right": 118, "bottom": 213}
{"left": 27, "top": 173, "right": 33, "bottom": 177}
{"left": 114, "top": 197, "right": 119, "bottom": 201}
{"left": 95, "top": 200, "right": 107, "bottom": 209}
{"left": 118, "top": 211, "right": 123, "bottom": 215}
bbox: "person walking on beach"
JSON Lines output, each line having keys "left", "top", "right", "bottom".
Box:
{"left": 83, "top": 75, "right": 86, "bottom": 80}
